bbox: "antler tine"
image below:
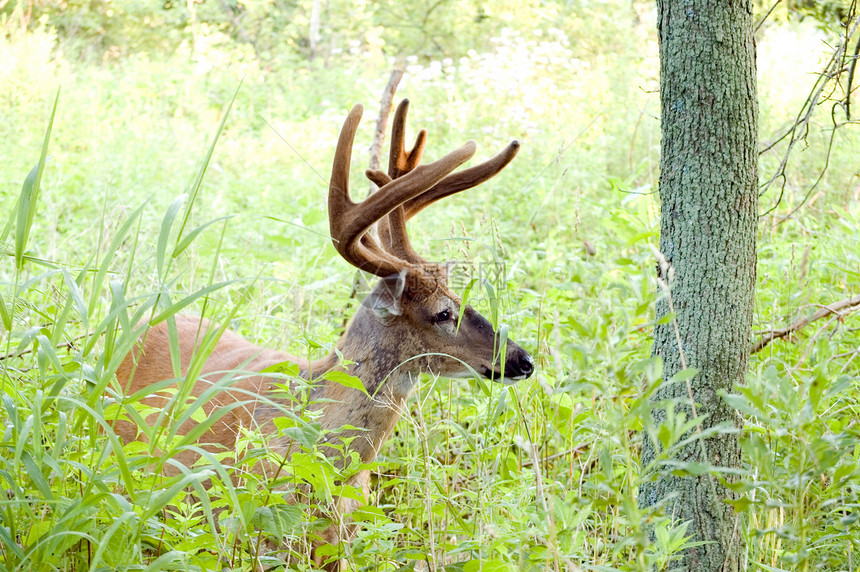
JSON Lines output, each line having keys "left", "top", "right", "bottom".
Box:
{"left": 389, "top": 99, "right": 427, "bottom": 179}
{"left": 328, "top": 104, "right": 364, "bottom": 222}
{"left": 380, "top": 203, "right": 426, "bottom": 264}
{"left": 401, "top": 139, "right": 520, "bottom": 220}
{"left": 367, "top": 101, "right": 520, "bottom": 264}
{"left": 365, "top": 170, "right": 419, "bottom": 263}
{"left": 373, "top": 98, "right": 428, "bottom": 264}
{"left": 329, "top": 103, "right": 477, "bottom": 277}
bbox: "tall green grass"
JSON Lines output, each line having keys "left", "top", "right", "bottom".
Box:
{"left": 1, "top": 15, "right": 860, "bottom": 571}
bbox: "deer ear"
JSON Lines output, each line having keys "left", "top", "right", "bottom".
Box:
{"left": 363, "top": 270, "right": 407, "bottom": 319}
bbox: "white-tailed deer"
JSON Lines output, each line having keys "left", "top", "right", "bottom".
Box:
{"left": 115, "top": 99, "right": 533, "bottom": 569}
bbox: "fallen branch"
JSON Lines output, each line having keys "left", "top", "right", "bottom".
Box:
{"left": 368, "top": 67, "right": 404, "bottom": 196}
{"left": 751, "top": 294, "right": 860, "bottom": 354}
{"left": 0, "top": 332, "right": 86, "bottom": 362}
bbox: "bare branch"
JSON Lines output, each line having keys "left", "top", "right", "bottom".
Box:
{"left": 754, "top": 0, "right": 783, "bottom": 34}
{"left": 759, "top": 15, "right": 860, "bottom": 218}
{"left": 0, "top": 332, "right": 86, "bottom": 362}
{"left": 751, "top": 294, "right": 860, "bottom": 354}
{"left": 368, "top": 68, "right": 404, "bottom": 196}
{"left": 846, "top": 29, "right": 860, "bottom": 119}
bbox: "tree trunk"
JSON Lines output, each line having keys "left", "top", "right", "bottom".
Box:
{"left": 309, "top": 0, "right": 321, "bottom": 60}
{"left": 638, "top": 1, "right": 757, "bottom": 570}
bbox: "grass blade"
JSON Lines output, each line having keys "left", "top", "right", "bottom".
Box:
{"left": 149, "top": 280, "right": 240, "bottom": 324}
{"left": 0, "top": 293, "right": 11, "bottom": 331}
{"left": 86, "top": 511, "right": 137, "bottom": 572}
{"left": 172, "top": 214, "right": 234, "bottom": 259}
{"left": 156, "top": 195, "right": 186, "bottom": 280}
{"left": 14, "top": 88, "right": 59, "bottom": 270}
{"left": 175, "top": 81, "right": 242, "bottom": 249}
{"left": 87, "top": 202, "right": 146, "bottom": 315}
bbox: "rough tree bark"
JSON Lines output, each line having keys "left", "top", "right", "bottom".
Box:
{"left": 638, "top": 1, "right": 757, "bottom": 570}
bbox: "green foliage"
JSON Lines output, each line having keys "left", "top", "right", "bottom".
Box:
{"left": 725, "top": 366, "right": 860, "bottom": 568}
{"left": 6, "top": 0, "right": 641, "bottom": 64}
{"left": 1, "top": 5, "right": 860, "bottom": 571}
{"left": 755, "top": 0, "right": 856, "bottom": 26}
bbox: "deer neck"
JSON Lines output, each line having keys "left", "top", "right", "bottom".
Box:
{"left": 303, "top": 308, "right": 419, "bottom": 464}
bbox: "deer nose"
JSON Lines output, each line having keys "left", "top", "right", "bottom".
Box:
{"left": 508, "top": 350, "right": 534, "bottom": 380}
{"left": 519, "top": 353, "right": 535, "bottom": 378}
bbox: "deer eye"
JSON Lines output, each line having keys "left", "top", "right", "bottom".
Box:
{"left": 433, "top": 309, "right": 452, "bottom": 324}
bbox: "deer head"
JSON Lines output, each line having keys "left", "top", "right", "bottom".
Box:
{"left": 327, "top": 100, "right": 533, "bottom": 399}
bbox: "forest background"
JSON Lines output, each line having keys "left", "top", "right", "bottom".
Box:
{"left": 1, "top": 0, "right": 860, "bottom": 570}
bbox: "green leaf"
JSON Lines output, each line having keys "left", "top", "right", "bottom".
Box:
{"left": 21, "top": 451, "right": 54, "bottom": 501}
{"left": 481, "top": 277, "right": 499, "bottom": 326}
{"left": 87, "top": 201, "right": 145, "bottom": 315}
{"left": 0, "top": 293, "right": 11, "bottom": 331}
{"left": 175, "top": 82, "right": 241, "bottom": 249}
{"left": 457, "top": 278, "right": 477, "bottom": 331}
{"left": 463, "top": 559, "right": 513, "bottom": 572}
{"left": 86, "top": 512, "right": 138, "bottom": 572}
{"left": 156, "top": 195, "right": 187, "bottom": 279}
{"left": 14, "top": 89, "right": 59, "bottom": 269}
{"left": 669, "top": 367, "right": 699, "bottom": 384}
{"left": 261, "top": 361, "right": 301, "bottom": 377}
{"left": 0, "top": 523, "right": 26, "bottom": 561}
{"left": 141, "top": 551, "right": 192, "bottom": 572}
{"left": 149, "top": 280, "right": 239, "bottom": 323}
{"left": 655, "top": 311, "right": 677, "bottom": 324}
{"left": 322, "top": 370, "right": 368, "bottom": 396}
{"left": 172, "top": 214, "right": 234, "bottom": 259}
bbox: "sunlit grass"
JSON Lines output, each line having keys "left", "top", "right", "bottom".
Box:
{"left": 1, "top": 12, "right": 859, "bottom": 571}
